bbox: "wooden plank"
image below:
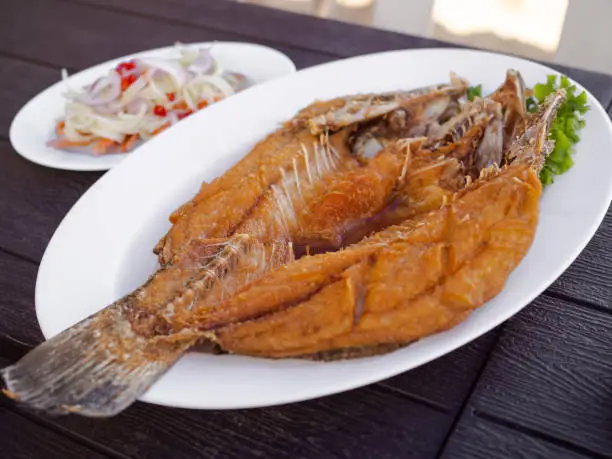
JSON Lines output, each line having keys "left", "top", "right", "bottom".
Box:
{"left": 2, "top": 366, "right": 454, "bottom": 458}
{"left": 454, "top": 294, "right": 612, "bottom": 457}
{"left": 548, "top": 208, "right": 612, "bottom": 309}
{"left": 42, "top": 386, "right": 452, "bottom": 459}
{"left": 0, "top": 56, "right": 60, "bottom": 139}
{"left": 0, "top": 252, "right": 43, "bottom": 345}
{"left": 380, "top": 331, "right": 498, "bottom": 412}
{"left": 0, "top": 141, "right": 100, "bottom": 261}
{"left": 0, "top": 405, "right": 109, "bottom": 459}
{"left": 441, "top": 411, "right": 595, "bottom": 459}
{"left": 0, "top": 0, "right": 331, "bottom": 71}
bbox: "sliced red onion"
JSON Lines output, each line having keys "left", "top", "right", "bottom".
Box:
{"left": 93, "top": 100, "right": 124, "bottom": 115}
{"left": 75, "top": 72, "right": 121, "bottom": 106}
{"left": 121, "top": 60, "right": 144, "bottom": 79}
{"left": 136, "top": 58, "right": 188, "bottom": 87}
{"left": 126, "top": 98, "right": 151, "bottom": 115}
{"left": 167, "top": 111, "right": 179, "bottom": 125}
{"left": 188, "top": 49, "right": 213, "bottom": 74}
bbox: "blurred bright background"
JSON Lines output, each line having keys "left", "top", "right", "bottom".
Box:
{"left": 238, "top": 0, "right": 611, "bottom": 75}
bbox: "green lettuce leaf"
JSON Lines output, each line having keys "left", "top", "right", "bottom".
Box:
{"left": 534, "top": 75, "right": 589, "bottom": 185}
{"left": 467, "top": 84, "right": 482, "bottom": 101}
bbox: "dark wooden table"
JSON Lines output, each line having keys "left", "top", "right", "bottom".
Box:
{"left": 2, "top": 1, "right": 612, "bottom": 458}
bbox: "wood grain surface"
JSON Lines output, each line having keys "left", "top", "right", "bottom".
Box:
{"left": 1, "top": 0, "right": 611, "bottom": 458}
{"left": 0, "top": 406, "right": 110, "bottom": 459}
{"left": 446, "top": 295, "right": 612, "bottom": 458}
{"left": 441, "top": 410, "right": 596, "bottom": 459}
{"left": 0, "top": 141, "right": 100, "bottom": 261}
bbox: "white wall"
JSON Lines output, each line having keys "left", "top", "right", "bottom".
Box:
{"left": 554, "top": 0, "right": 612, "bottom": 74}
{"left": 372, "top": 0, "right": 434, "bottom": 36}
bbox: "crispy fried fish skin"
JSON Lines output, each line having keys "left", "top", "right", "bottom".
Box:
{"left": 202, "top": 162, "right": 540, "bottom": 357}
{"left": 155, "top": 125, "right": 316, "bottom": 263}
{"left": 156, "top": 126, "right": 358, "bottom": 264}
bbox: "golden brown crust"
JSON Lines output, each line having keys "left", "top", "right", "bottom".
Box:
{"left": 207, "top": 164, "right": 540, "bottom": 358}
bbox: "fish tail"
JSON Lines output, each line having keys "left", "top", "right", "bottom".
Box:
{"left": 1, "top": 303, "right": 189, "bottom": 417}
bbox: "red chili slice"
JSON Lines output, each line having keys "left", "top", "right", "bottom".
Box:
{"left": 116, "top": 61, "right": 136, "bottom": 73}
{"left": 177, "top": 110, "right": 193, "bottom": 120}
{"left": 153, "top": 105, "right": 167, "bottom": 117}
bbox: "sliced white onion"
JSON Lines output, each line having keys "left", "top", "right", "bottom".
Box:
{"left": 177, "top": 46, "right": 199, "bottom": 67}
{"left": 181, "top": 87, "right": 197, "bottom": 110}
{"left": 126, "top": 98, "right": 151, "bottom": 115}
{"left": 188, "top": 49, "right": 213, "bottom": 74}
{"left": 187, "top": 74, "right": 235, "bottom": 98}
{"left": 74, "top": 72, "right": 121, "bottom": 106}
{"left": 136, "top": 57, "right": 188, "bottom": 87}
{"left": 143, "top": 71, "right": 171, "bottom": 101}
{"left": 167, "top": 111, "right": 179, "bottom": 125}
{"left": 89, "top": 106, "right": 148, "bottom": 142}
{"left": 121, "top": 74, "right": 148, "bottom": 105}
{"left": 93, "top": 100, "right": 124, "bottom": 115}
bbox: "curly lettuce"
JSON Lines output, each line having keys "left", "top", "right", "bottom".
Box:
{"left": 467, "top": 84, "right": 482, "bottom": 101}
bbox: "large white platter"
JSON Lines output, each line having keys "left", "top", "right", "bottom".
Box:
{"left": 9, "top": 42, "right": 296, "bottom": 171}
{"left": 34, "top": 48, "right": 612, "bottom": 410}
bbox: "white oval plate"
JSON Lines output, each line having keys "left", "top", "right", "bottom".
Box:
{"left": 35, "top": 48, "right": 612, "bottom": 410}
{"left": 9, "top": 42, "right": 296, "bottom": 171}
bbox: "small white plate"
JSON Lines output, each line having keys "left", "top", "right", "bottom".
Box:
{"left": 9, "top": 42, "right": 296, "bottom": 171}
{"left": 35, "top": 48, "right": 612, "bottom": 410}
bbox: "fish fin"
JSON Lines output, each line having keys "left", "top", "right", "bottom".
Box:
{"left": 474, "top": 102, "right": 504, "bottom": 173}
{"left": 1, "top": 304, "right": 190, "bottom": 417}
{"left": 505, "top": 89, "right": 566, "bottom": 169}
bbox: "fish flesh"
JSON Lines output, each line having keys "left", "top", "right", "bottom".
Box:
{"left": 1, "top": 73, "right": 563, "bottom": 418}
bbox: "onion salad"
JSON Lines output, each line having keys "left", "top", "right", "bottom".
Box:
{"left": 49, "top": 43, "right": 249, "bottom": 155}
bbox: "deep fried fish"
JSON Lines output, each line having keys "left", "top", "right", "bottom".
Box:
{"left": 1, "top": 78, "right": 562, "bottom": 420}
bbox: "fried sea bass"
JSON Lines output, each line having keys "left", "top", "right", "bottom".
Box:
{"left": 1, "top": 77, "right": 561, "bottom": 418}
